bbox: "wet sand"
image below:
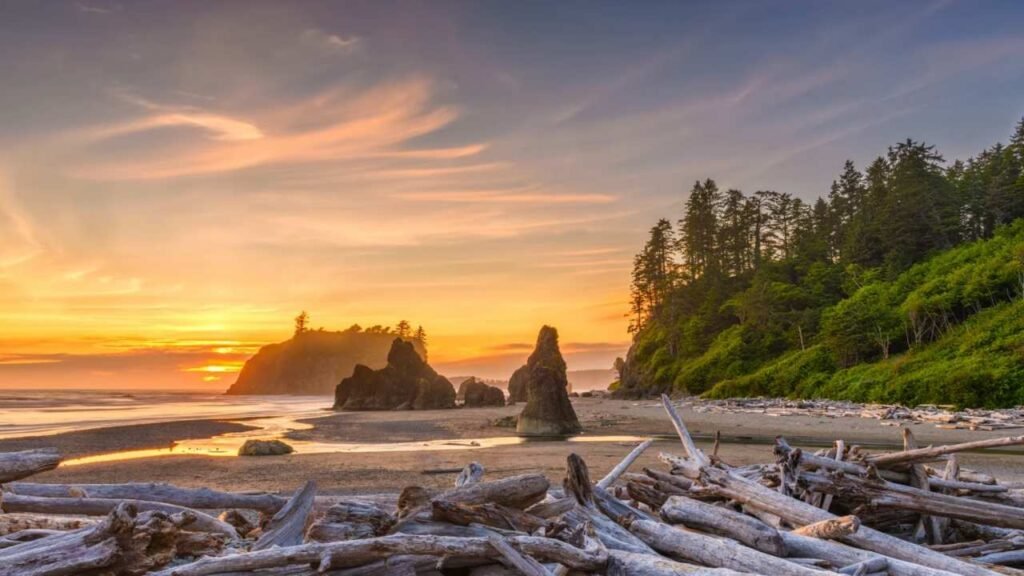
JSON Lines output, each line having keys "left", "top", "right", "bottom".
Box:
{"left": 0, "top": 419, "right": 255, "bottom": 458}
{"left": 7, "top": 398, "right": 1024, "bottom": 495}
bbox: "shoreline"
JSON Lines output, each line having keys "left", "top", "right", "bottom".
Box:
{"left": 0, "top": 419, "right": 257, "bottom": 459}
{"left": 7, "top": 398, "right": 1024, "bottom": 494}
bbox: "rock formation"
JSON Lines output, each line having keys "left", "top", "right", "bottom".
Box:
{"left": 227, "top": 329, "right": 424, "bottom": 395}
{"left": 506, "top": 365, "right": 530, "bottom": 404}
{"left": 238, "top": 439, "right": 294, "bottom": 456}
{"left": 515, "top": 326, "right": 582, "bottom": 436}
{"left": 458, "top": 377, "right": 506, "bottom": 408}
{"left": 334, "top": 339, "right": 456, "bottom": 411}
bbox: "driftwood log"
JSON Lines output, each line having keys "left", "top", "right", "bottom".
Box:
{"left": 0, "top": 492, "right": 239, "bottom": 538}
{"left": 0, "top": 450, "right": 60, "bottom": 483}
{"left": 0, "top": 503, "right": 221, "bottom": 576}
{"left": 7, "top": 481, "right": 287, "bottom": 513}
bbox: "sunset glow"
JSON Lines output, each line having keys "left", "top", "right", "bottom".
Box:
{"left": 2, "top": 1, "right": 1022, "bottom": 390}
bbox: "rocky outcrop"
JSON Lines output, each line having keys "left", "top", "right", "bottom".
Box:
{"left": 227, "top": 329, "right": 424, "bottom": 395}
{"left": 238, "top": 439, "right": 294, "bottom": 456}
{"left": 506, "top": 365, "right": 530, "bottom": 404}
{"left": 458, "top": 377, "right": 506, "bottom": 407}
{"left": 609, "top": 345, "right": 659, "bottom": 399}
{"left": 334, "top": 339, "right": 456, "bottom": 411}
{"left": 516, "top": 326, "right": 582, "bottom": 436}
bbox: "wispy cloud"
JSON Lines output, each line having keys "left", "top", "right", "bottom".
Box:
{"left": 300, "top": 28, "right": 362, "bottom": 55}
{"left": 76, "top": 2, "right": 120, "bottom": 15}
{"left": 71, "top": 78, "right": 462, "bottom": 180}
{"left": 392, "top": 189, "right": 616, "bottom": 205}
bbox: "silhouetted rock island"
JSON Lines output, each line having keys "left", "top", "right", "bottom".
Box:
{"left": 227, "top": 327, "right": 425, "bottom": 395}
{"left": 506, "top": 365, "right": 529, "bottom": 404}
{"left": 516, "top": 326, "right": 582, "bottom": 436}
{"left": 334, "top": 338, "right": 456, "bottom": 411}
{"left": 458, "top": 377, "right": 506, "bottom": 407}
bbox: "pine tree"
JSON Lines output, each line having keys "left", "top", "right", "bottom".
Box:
{"left": 717, "top": 189, "right": 752, "bottom": 276}
{"left": 293, "top": 311, "right": 309, "bottom": 337}
{"left": 843, "top": 157, "right": 889, "bottom": 267}
{"left": 629, "top": 219, "right": 677, "bottom": 330}
{"left": 828, "top": 160, "right": 865, "bottom": 260}
{"left": 414, "top": 325, "right": 428, "bottom": 359}
{"left": 881, "top": 139, "right": 957, "bottom": 268}
{"left": 395, "top": 320, "right": 412, "bottom": 339}
{"left": 680, "top": 179, "right": 721, "bottom": 278}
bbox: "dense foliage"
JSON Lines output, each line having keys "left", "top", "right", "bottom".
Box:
{"left": 616, "top": 118, "right": 1024, "bottom": 408}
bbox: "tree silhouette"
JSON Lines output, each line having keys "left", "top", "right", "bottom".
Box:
{"left": 395, "top": 320, "right": 412, "bottom": 339}
{"left": 293, "top": 311, "right": 309, "bottom": 337}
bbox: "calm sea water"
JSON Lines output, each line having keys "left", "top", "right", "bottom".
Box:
{"left": 0, "top": 389, "right": 649, "bottom": 466}
{"left": 0, "top": 389, "right": 330, "bottom": 440}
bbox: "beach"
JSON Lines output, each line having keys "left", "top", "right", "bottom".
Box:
{"left": 4, "top": 397, "right": 1024, "bottom": 495}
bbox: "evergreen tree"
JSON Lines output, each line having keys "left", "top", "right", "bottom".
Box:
{"left": 717, "top": 189, "right": 753, "bottom": 275}
{"left": 395, "top": 319, "right": 412, "bottom": 339}
{"left": 414, "top": 325, "right": 428, "bottom": 359}
{"left": 680, "top": 179, "right": 721, "bottom": 278}
{"left": 293, "top": 311, "right": 310, "bottom": 337}
{"left": 843, "top": 157, "right": 889, "bottom": 267}
{"left": 828, "top": 160, "right": 865, "bottom": 260}
{"left": 881, "top": 139, "right": 957, "bottom": 268}
{"left": 629, "top": 219, "right": 677, "bottom": 330}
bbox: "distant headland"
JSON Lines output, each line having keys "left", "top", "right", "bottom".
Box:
{"left": 226, "top": 313, "right": 427, "bottom": 396}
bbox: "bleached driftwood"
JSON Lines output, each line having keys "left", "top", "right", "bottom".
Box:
{"left": 253, "top": 480, "right": 316, "bottom": 550}
{"left": 659, "top": 495, "right": 786, "bottom": 555}
{"left": 153, "top": 533, "right": 608, "bottom": 575}
{"left": 0, "top": 512, "right": 96, "bottom": 536}
{"left": 865, "top": 435, "right": 1024, "bottom": 467}
{"left": 0, "top": 450, "right": 60, "bottom": 483}
{"left": 432, "top": 500, "right": 549, "bottom": 533}
{"left": 798, "top": 470, "right": 1024, "bottom": 530}
{"left": 597, "top": 438, "right": 654, "bottom": 490}
{"left": 606, "top": 550, "right": 749, "bottom": 575}
{"left": 486, "top": 531, "right": 554, "bottom": 576}
{"left": 660, "top": 407, "right": 1000, "bottom": 576}
{"left": 0, "top": 493, "right": 239, "bottom": 538}
{"left": 439, "top": 473, "right": 550, "bottom": 509}
{"left": 623, "top": 516, "right": 825, "bottom": 576}
{"left": 780, "top": 531, "right": 960, "bottom": 576}
{"left": 0, "top": 503, "right": 216, "bottom": 576}
{"left": 7, "top": 481, "right": 287, "bottom": 512}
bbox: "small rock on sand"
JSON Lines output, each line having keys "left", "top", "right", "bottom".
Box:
{"left": 238, "top": 439, "right": 294, "bottom": 456}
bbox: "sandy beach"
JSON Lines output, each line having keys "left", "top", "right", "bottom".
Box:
{"left": 5, "top": 397, "right": 1024, "bottom": 495}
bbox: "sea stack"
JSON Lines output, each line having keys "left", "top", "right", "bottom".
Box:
{"left": 334, "top": 338, "right": 456, "bottom": 410}
{"left": 516, "top": 326, "right": 582, "bottom": 436}
{"left": 459, "top": 377, "right": 506, "bottom": 407}
{"left": 506, "top": 365, "right": 529, "bottom": 404}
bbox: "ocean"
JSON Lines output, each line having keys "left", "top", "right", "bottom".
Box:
{"left": 0, "top": 389, "right": 330, "bottom": 440}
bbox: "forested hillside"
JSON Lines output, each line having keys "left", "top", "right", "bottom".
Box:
{"left": 615, "top": 119, "right": 1024, "bottom": 408}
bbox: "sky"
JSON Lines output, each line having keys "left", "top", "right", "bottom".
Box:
{"left": 1, "top": 0, "right": 1023, "bottom": 390}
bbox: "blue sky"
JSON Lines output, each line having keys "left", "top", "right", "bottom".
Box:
{"left": 0, "top": 0, "right": 1022, "bottom": 387}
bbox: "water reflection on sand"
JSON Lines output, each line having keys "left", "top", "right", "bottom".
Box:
{"left": 61, "top": 412, "right": 648, "bottom": 467}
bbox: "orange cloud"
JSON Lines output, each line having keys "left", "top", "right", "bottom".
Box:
{"left": 73, "top": 78, "right": 464, "bottom": 180}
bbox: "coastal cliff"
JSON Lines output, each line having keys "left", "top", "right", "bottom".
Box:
{"left": 226, "top": 329, "right": 425, "bottom": 395}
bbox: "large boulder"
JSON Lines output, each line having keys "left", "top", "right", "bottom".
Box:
{"left": 516, "top": 326, "right": 582, "bottom": 436}
{"left": 459, "top": 377, "right": 506, "bottom": 407}
{"left": 506, "top": 365, "right": 530, "bottom": 404}
{"left": 334, "top": 339, "right": 456, "bottom": 411}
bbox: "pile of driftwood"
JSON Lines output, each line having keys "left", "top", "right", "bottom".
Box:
{"left": 4, "top": 397, "right": 1024, "bottom": 575}
{"left": 688, "top": 397, "right": 1024, "bottom": 431}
